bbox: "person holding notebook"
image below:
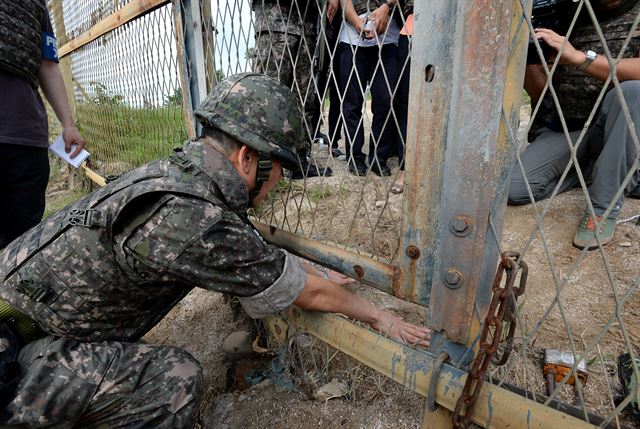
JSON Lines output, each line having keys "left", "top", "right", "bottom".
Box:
{"left": 0, "top": 0, "right": 85, "bottom": 250}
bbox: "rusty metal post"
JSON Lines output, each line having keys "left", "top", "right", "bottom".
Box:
{"left": 254, "top": 222, "right": 403, "bottom": 295}
{"left": 400, "top": 0, "right": 530, "bottom": 349}
{"left": 200, "top": 0, "right": 216, "bottom": 93}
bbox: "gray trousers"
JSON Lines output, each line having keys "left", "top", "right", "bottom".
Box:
{"left": 509, "top": 80, "right": 640, "bottom": 218}
{"left": 1, "top": 336, "right": 203, "bottom": 428}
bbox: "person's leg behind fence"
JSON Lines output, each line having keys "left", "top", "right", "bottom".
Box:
{"left": 339, "top": 42, "right": 371, "bottom": 176}
{"left": 368, "top": 43, "right": 399, "bottom": 177}
{"left": 508, "top": 128, "right": 585, "bottom": 205}
{"left": 586, "top": 80, "right": 640, "bottom": 217}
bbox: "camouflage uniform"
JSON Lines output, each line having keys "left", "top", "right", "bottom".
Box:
{"left": 530, "top": 2, "right": 640, "bottom": 136}
{"left": 4, "top": 337, "right": 202, "bottom": 427}
{"left": 404, "top": 0, "right": 413, "bottom": 15}
{"left": 509, "top": 2, "right": 640, "bottom": 214}
{"left": 0, "top": 139, "right": 308, "bottom": 426}
{"left": 351, "top": 0, "right": 390, "bottom": 14}
{"left": 0, "top": 0, "right": 46, "bottom": 86}
{"left": 252, "top": 0, "right": 319, "bottom": 140}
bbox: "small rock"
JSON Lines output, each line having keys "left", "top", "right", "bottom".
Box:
{"left": 375, "top": 200, "right": 385, "bottom": 209}
{"left": 312, "top": 378, "right": 349, "bottom": 401}
{"left": 619, "top": 241, "right": 632, "bottom": 248}
{"left": 222, "top": 331, "right": 255, "bottom": 361}
{"left": 238, "top": 394, "right": 248, "bottom": 402}
{"left": 252, "top": 379, "right": 273, "bottom": 391}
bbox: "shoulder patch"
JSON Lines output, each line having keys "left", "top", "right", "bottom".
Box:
{"left": 42, "top": 31, "right": 58, "bottom": 62}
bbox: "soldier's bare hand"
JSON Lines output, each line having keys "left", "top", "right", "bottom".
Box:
{"left": 63, "top": 126, "right": 86, "bottom": 158}
{"left": 535, "top": 28, "right": 584, "bottom": 66}
{"left": 371, "top": 310, "right": 431, "bottom": 348}
{"left": 326, "top": 270, "right": 355, "bottom": 285}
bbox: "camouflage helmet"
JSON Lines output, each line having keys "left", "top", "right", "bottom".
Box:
{"left": 195, "top": 73, "right": 304, "bottom": 169}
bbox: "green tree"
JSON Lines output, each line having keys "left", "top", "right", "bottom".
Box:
{"left": 91, "top": 82, "right": 124, "bottom": 106}
{"left": 165, "top": 87, "right": 183, "bottom": 107}
{"left": 214, "top": 69, "right": 225, "bottom": 84}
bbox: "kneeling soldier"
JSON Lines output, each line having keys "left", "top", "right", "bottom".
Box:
{"left": 0, "top": 73, "right": 429, "bottom": 427}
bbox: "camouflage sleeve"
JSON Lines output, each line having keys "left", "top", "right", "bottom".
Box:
{"left": 237, "top": 250, "right": 307, "bottom": 319}
{"left": 121, "top": 196, "right": 303, "bottom": 299}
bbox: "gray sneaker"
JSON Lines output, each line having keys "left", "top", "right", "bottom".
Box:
{"left": 572, "top": 213, "right": 617, "bottom": 250}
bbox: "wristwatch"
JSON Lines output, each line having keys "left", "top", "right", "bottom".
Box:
{"left": 577, "top": 50, "right": 597, "bottom": 71}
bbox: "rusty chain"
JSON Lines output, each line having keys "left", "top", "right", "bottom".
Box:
{"left": 451, "top": 251, "right": 528, "bottom": 428}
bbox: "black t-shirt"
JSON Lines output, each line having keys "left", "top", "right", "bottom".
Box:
{"left": 0, "top": 10, "right": 57, "bottom": 148}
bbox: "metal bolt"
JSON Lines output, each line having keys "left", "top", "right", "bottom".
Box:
{"left": 452, "top": 219, "right": 467, "bottom": 233}
{"left": 443, "top": 268, "right": 464, "bottom": 289}
{"left": 450, "top": 215, "right": 473, "bottom": 237}
{"left": 406, "top": 245, "right": 421, "bottom": 259}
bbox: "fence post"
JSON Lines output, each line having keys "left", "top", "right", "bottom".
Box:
{"left": 201, "top": 0, "right": 216, "bottom": 92}
{"left": 399, "top": 0, "right": 530, "bottom": 354}
{"left": 175, "top": 0, "right": 208, "bottom": 138}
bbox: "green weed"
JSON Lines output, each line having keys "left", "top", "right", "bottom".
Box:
{"left": 307, "top": 185, "right": 333, "bottom": 203}
{"left": 77, "top": 103, "right": 187, "bottom": 168}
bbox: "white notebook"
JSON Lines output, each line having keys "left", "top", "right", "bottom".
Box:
{"left": 49, "top": 135, "right": 90, "bottom": 168}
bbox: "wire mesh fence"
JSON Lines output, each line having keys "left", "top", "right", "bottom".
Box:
{"left": 49, "top": 0, "right": 187, "bottom": 177}
{"left": 491, "top": 1, "right": 640, "bottom": 427}
{"left": 49, "top": 0, "right": 640, "bottom": 426}
{"left": 206, "top": 0, "right": 415, "bottom": 265}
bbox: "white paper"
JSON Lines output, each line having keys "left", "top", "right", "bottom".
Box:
{"left": 49, "top": 135, "right": 90, "bottom": 168}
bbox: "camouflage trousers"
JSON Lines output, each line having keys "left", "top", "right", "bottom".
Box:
{"left": 254, "top": 30, "right": 318, "bottom": 142}
{"left": 1, "top": 336, "right": 203, "bottom": 428}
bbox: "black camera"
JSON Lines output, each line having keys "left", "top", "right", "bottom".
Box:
{"left": 527, "top": 0, "right": 580, "bottom": 64}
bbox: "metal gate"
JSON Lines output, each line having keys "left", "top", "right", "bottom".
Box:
{"left": 48, "top": 0, "right": 640, "bottom": 426}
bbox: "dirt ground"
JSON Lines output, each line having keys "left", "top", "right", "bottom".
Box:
{"left": 43, "top": 103, "right": 640, "bottom": 428}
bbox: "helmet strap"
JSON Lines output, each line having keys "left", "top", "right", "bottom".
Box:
{"left": 248, "top": 154, "right": 273, "bottom": 206}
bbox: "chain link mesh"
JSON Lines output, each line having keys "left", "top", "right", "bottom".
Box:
{"left": 208, "top": 0, "right": 412, "bottom": 264}
{"left": 490, "top": 1, "right": 640, "bottom": 427}
{"left": 49, "top": 0, "right": 186, "bottom": 177}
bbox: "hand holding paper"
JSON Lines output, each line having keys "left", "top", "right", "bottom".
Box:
{"left": 63, "top": 126, "right": 86, "bottom": 158}
{"left": 49, "top": 135, "right": 90, "bottom": 168}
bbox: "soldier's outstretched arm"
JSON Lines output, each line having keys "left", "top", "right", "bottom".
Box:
{"left": 293, "top": 275, "right": 431, "bottom": 347}
{"left": 297, "top": 258, "right": 355, "bottom": 285}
